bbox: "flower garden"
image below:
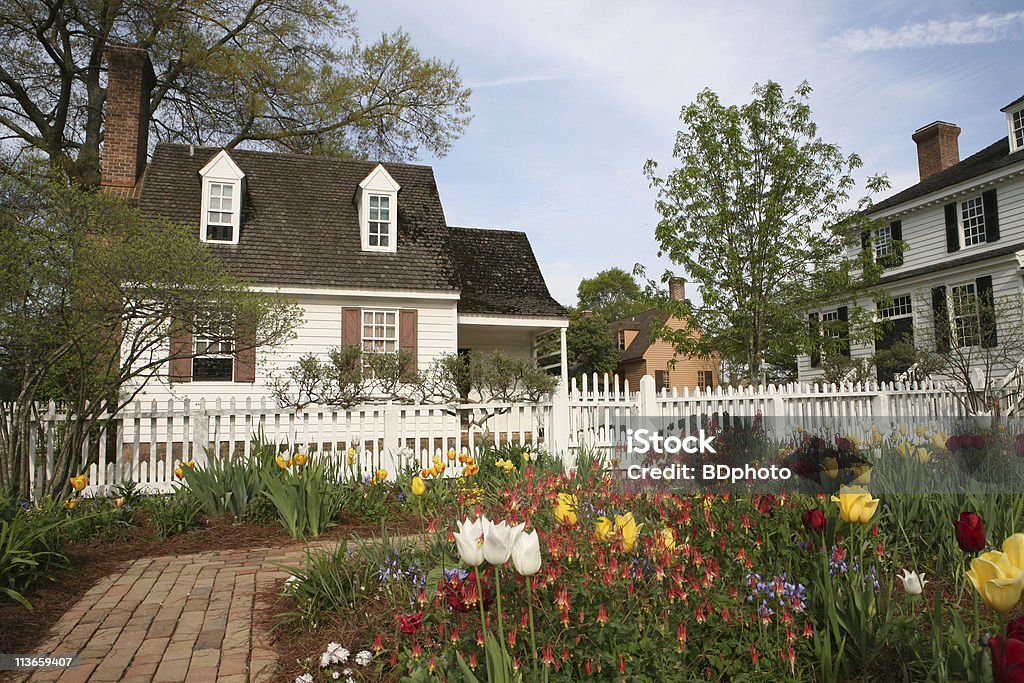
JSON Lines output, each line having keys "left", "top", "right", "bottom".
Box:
{"left": 5, "top": 421, "right": 1024, "bottom": 682}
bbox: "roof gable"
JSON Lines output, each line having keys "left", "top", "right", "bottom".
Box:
{"left": 199, "top": 149, "right": 245, "bottom": 179}
{"left": 358, "top": 164, "right": 401, "bottom": 192}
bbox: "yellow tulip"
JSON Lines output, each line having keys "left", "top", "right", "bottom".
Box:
{"left": 830, "top": 485, "right": 880, "bottom": 524}
{"left": 915, "top": 425, "right": 929, "bottom": 438}
{"left": 871, "top": 431, "right": 883, "bottom": 447}
{"left": 847, "top": 434, "right": 861, "bottom": 450}
{"left": 658, "top": 527, "right": 677, "bottom": 551}
{"left": 346, "top": 447, "right": 357, "bottom": 465}
{"left": 114, "top": 497, "right": 126, "bottom": 509}
{"left": 1003, "top": 533, "right": 1024, "bottom": 572}
{"left": 823, "top": 457, "right": 839, "bottom": 479}
{"left": 64, "top": 498, "right": 80, "bottom": 510}
{"left": 437, "top": 462, "right": 446, "bottom": 474}
{"left": 896, "top": 441, "right": 914, "bottom": 458}
{"left": 615, "top": 513, "right": 643, "bottom": 552}
{"left": 293, "top": 453, "right": 308, "bottom": 467}
{"left": 411, "top": 476, "right": 426, "bottom": 497}
{"left": 967, "top": 550, "right": 1024, "bottom": 613}
{"left": 851, "top": 463, "right": 872, "bottom": 485}
{"left": 174, "top": 466, "right": 185, "bottom": 479}
{"left": 523, "top": 451, "right": 531, "bottom": 462}
{"left": 376, "top": 469, "right": 388, "bottom": 481}
{"left": 184, "top": 460, "right": 196, "bottom": 469}
{"left": 554, "top": 493, "right": 578, "bottom": 526}
{"left": 428, "top": 466, "right": 439, "bottom": 477}
{"left": 930, "top": 434, "right": 947, "bottom": 451}
{"left": 916, "top": 447, "right": 930, "bottom": 465}
{"left": 595, "top": 516, "right": 614, "bottom": 542}
{"left": 275, "top": 454, "right": 292, "bottom": 469}
{"left": 447, "top": 448, "right": 457, "bottom": 461}
{"left": 69, "top": 474, "right": 88, "bottom": 492}
{"left": 899, "top": 425, "right": 908, "bottom": 437}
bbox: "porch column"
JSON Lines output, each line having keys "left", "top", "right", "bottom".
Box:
{"left": 559, "top": 326, "right": 568, "bottom": 387}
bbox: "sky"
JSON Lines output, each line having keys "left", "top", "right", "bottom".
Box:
{"left": 354, "top": 1, "right": 1024, "bottom": 306}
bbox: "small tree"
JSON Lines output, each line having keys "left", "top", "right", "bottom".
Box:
{"left": 0, "top": 169, "right": 300, "bottom": 497}
{"left": 644, "top": 81, "right": 890, "bottom": 384}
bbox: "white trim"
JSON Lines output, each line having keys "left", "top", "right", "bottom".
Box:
{"left": 1007, "top": 106, "right": 1024, "bottom": 154}
{"left": 248, "top": 285, "right": 460, "bottom": 300}
{"left": 458, "top": 314, "right": 569, "bottom": 328}
{"left": 199, "top": 150, "right": 245, "bottom": 245}
{"left": 870, "top": 164, "right": 1024, "bottom": 220}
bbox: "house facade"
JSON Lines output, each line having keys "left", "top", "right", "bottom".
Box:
{"left": 798, "top": 94, "right": 1024, "bottom": 384}
{"left": 609, "top": 280, "right": 720, "bottom": 392}
{"left": 101, "top": 47, "right": 568, "bottom": 403}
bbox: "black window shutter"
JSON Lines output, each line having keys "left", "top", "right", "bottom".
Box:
{"left": 861, "top": 231, "right": 870, "bottom": 251}
{"left": 977, "top": 275, "right": 997, "bottom": 347}
{"left": 982, "top": 190, "right": 1000, "bottom": 243}
{"left": 809, "top": 313, "right": 820, "bottom": 368}
{"left": 888, "top": 220, "right": 904, "bottom": 266}
{"left": 944, "top": 203, "right": 960, "bottom": 253}
{"left": 932, "top": 286, "right": 950, "bottom": 353}
{"left": 837, "top": 306, "right": 851, "bottom": 357}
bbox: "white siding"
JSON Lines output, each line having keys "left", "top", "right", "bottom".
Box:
{"left": 456, "top": 325, "right": 534, "bottom": 360}
{"left": 129, "top": 293, "right": 458, "bottom": 403}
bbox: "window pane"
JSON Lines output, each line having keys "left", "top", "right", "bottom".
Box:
{"left": 370, "top": 208, "right": 379, "bottom": 220}
{"left": 379, "top": 208, "right": 389, "bottom": 221}
{"left": 378, "top": 196, "right": 389, "bottom": 208}
{"left": 370, "top": 196, "right": 379, "bottom": 207}
{"left": 379, "top": 234, "right": 388, "bottom": 247}
{"left": 221, "top": 184, "right": 233, "bottom": 198}
{"left": 961, "top": 196, "right": 986, "bottom": 246}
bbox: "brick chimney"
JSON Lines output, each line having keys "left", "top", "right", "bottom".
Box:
{"left": 911, "top": 121, "right": 960, "bottom": 182}
{"left": 668, "top": 277, "right": 686, "bottom": 302}
{"left": 101, "top": 46, "right": 155, "bottom": 192}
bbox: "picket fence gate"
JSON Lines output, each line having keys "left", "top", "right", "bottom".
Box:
{"left": 14, "top": 374, "right": 1004, "bottom": 495}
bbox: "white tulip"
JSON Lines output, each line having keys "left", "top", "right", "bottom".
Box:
{"left": 483, "top": 519, "right": 525, "bottom": 566}
{"left": 511, "top": 530, "right": 542, "bottom": 576}
{"left": 454, "top": 517, "right": 485, "bottom": 566}
{"left": 899, "top": 569, "right": 928, "bottom": 595}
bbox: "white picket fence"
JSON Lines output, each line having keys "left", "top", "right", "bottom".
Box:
{"left": 16, "top": 374, "right": 1005, "bottom": 495}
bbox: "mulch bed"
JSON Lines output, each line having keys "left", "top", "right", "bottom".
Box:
{"left": 0, "top": 510, "right": 423, "bottom": 658}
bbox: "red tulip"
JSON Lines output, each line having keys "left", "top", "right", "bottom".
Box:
{"left": 990, "top": 635, "right": 1024, "bottom": 683}
{"left": 953, "top": 511, "right": 986, "bottom": 552}
{"left": 1009, "top": 617, "right": 1024, "bottom": 642}
{"left": 756, "top": 494, "right": 777, "bottom": 516}
{"left": 801, "top": 508, "right": 827, "bottom": 534}
{"left": 835, "top": 436, "right": 855, "bottom": 453}
{"left": 1015, "top": 434, "right": 1024, "bottom": 458}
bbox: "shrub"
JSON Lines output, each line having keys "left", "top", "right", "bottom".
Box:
{"left": 146, "top": 489, "right": 205, "bottom": 538}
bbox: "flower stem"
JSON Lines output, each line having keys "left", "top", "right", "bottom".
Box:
{"left": 495, "top": 567, "right": 507, "bottom": 667}
{"left": 526, "top": 578, "right": 539, "bottom": 682}
{"left": 475, "top": 569, "right": 493, "bottom": 682}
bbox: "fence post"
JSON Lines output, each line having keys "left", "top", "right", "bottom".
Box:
{"left": 550, "top": 379, "right": 570, "bottom": 468}
{"left": 381, "top": 401, "right": 401, "bottom": 480}
{"left": 638, "top": 374, "right": 657, "bottom": 418}
{"left": 192, "top": 399, "right": 210, "bottom": 467}
{"left": 870, "top": 382, "right": 889, "bottom": 424}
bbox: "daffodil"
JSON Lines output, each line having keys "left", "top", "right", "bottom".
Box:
{"left": 967, "top": 551, "right": 1024, "bottom": 613}
{"left": 276, "top": 454, "right": 292, "bottom": 469}
{"left": 831, "top": 485, "right": 879, "bottom": 524}
{"left": 411, "top": 476, "right": 426, "bottom": 497}
{"left": 615, "top": 512, "right": 643, "bottom": 552}
{"left": 69, "top": 474, "right": 88, "bottom": 492}
{"left": 554, "top": 493, "right": 578, "bottom": 526}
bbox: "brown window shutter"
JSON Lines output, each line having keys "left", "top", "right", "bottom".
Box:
{"left": 234, "top": 314, "right": 256, "bottom": 383}
{"left": 342, "top": 307, "right": 361, "bottom": 348}
{"left": 399, "top": 309, "right": 418, "bottom": 372}
{"left": 169, "top": 314, "right": 192, "bottom": 382}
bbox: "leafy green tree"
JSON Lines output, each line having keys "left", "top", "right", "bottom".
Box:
{"left": 566, "top": 312, "right": 622, "bottom": 377}
{"left": 0, "top": 0, "right": 472, "bottom": 185}
{"left": 0, "top": 168, "right": 300, "bottom": 497}
{"left": 644, "top": 81, "right": 889, "bottom": 384}
{"left": 576, "top": 267, "right": 648, "bottom": 322}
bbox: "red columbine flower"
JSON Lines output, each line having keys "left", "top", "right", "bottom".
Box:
{"left": 801, "top": 508, "right": 827, "bottom": 534}
{"left": 618, "top": 655, "right": 626, "bottom": 674}
{"left": 541, "top": 645, "right": 556, "bottom": 666}
{"left": 596, "top": 604, "right": 608, "bottom": 627}
{"left": 954, "top": 511, "right": 986, "bottom": 552}
{"left": 373, "top": 633, "right": 384, "bottom": 652}
{"left": 677, "top": 624, "right": 687, "bottom": 651}
{"left": 750, "top": 645, "right": 760, "bottom": 666}
{"left": 468, "top": 651, "right": 478, "bottom": 670}
{"left": 990, "top": 635, "right": 1024, "bottom": 683}
{"left": 397, "top": 611, "right": 423, "bottom": 635}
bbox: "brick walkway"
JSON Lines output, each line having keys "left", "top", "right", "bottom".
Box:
{"left": 10, "top": 544, "right": 312, "bottom": 683}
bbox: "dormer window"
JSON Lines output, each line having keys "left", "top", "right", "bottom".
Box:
{"left": 358, "top": 164, "right": 400, "bottom": 253}
{"left": 199, "top": 150, "right": 245, "bottom": 245}
{"left": 1002, "top": 96, "right": 1024, "bottom": 153}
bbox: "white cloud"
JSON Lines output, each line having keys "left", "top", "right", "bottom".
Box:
{"left": 833, "top": 11, "right": 1024, "bottom": 52}
{"left": 467, "top": 74, "right": 569, "bottom": 89}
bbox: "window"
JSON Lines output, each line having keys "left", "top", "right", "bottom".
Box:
{"left": 950, "top": 283, "right": 981, "bottom": 348}
{"left": 362, "top": 310, "right": 398, "bottom": 354}
{"left": 192, "top": 312, "right": 234, "bottom": 381}
{"left": 367, "top": 195, "right": 391, "bottom": 248}
{"left": 873, "top": 224, "right": 892, "bottom": 261}
{"left": 206, "top": 182, "right": 235, "bottom": 242}
{"left": 879, "top": 295, "right": 912, "bottom": 319}
{"left": 697, "top": 370, "right": 714, "bottom": 391}
{"left": 654, "top": 370, "right": 668, "bottom": 392}
{"left": 961, "top": 196, "right": 986, "bottom": 247}
{"left": 616, "top": 330, "right": 627, "bottom": 351}
{"left": 1013, "top": 108, "right": 1024, "bottom": 150}
{"left": 821, "top": 310, "right": 841, "bottom": 343}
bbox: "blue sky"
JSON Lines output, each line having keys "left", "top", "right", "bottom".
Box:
{"left": 355, "top": 1, "right": 1024, "bottom": 306}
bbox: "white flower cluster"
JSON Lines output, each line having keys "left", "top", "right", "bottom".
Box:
{"left": 295, "top": 642, "right": 373, "bottom": 683}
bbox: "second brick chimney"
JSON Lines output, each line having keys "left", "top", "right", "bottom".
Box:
{"left": 101, "top": 46, "right": 155, "bottom": 192}
{"left": 911, "top": 121, "right": 960, "bottom": 182}
{"left": 668, "top": 277, "right": 686, "bottom": 302}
